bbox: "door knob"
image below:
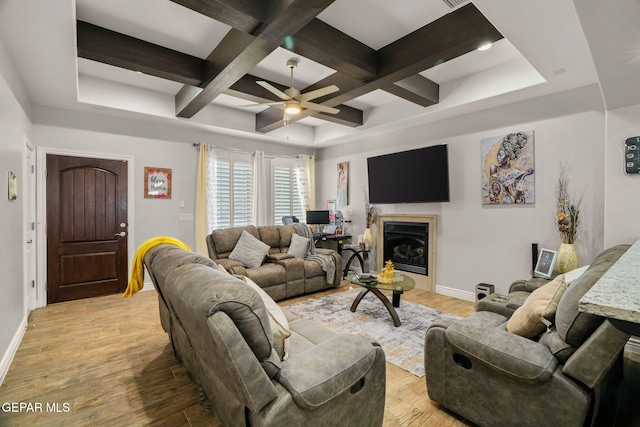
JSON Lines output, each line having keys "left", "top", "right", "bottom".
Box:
{"left": 115, "top": 232, "right": 126, "bottom": 237}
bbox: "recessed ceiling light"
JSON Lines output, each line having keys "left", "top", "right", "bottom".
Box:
{"left": 477, "top": 42, "right": 493, "bottom": 51}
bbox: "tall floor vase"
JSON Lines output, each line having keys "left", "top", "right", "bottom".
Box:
{"left": 557, "top": 243, "right": 579, "bottom": 273}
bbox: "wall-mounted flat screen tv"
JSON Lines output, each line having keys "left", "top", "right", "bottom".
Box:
{"left": 367, "top": 144, "right": 450, "bottom": 204}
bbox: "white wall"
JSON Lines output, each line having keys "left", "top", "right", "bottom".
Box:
{"left": 33, "top": 107, "right": 312, "bottom": 252}
{"left": 316, "top": 85, "right": 606, "bottom": 296}
{"left": 604, "top": 105, "right": 640, "bottom": 247}
{"left": 0, "top": 36, "right": 33, "bottom": 382}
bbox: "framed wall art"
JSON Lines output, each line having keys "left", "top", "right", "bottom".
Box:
{"left": 337, "top": 161, "right": 349, "bottom": 207}
{"left": 481, "top": 130, "right": 535, "bottom": 205}
{"left": 144, "top": 167, "right": 172, "bottom": 199}
{"left": 7, "top": 171, "right": 17, "bottom": 200}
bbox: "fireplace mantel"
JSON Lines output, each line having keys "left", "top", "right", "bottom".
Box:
{"left": 376, "top": 214, "right": 437, "bottom": 291}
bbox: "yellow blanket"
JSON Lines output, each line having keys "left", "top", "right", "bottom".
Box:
{"left": 123, "top": 236, "right": 191, "bottom": 297}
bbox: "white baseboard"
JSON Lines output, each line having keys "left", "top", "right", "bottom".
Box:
{"left": 626, "top": 337, "right": 640, "bottom": 354}
{"left": 0, "top": 316, "right": 27, "bottom": 386}
{"left": 435, "top": 285, "right": 475, "bottom": 302}
{"left": 141, "top": 281, "right": 155, "bottom": 293}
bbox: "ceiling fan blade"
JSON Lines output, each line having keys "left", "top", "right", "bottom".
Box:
{"left": 299, "top": 101, "right": 340, "bottom": 115}
{"left": 299, "top": 85, "right": 339, "bottom": 102}
{"left": 256, "top": 81, "right": 291, "bottom": 101}
{"left": 237, "top": 101, "right": 284, "bottom": 108}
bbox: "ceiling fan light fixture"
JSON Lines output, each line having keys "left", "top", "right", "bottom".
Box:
{"left": 284, "top": 102, "right": 301, "bottom": 115}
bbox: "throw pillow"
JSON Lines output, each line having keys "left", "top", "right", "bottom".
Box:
{"left": 507, "top": 274, "right": 567, "bottom": 338}
{"left": 239, "top": 276, "right": 291, "bottom": 360}
{"left": 288, "top": 233, "right": 310, "bottom": 259}
{"left": 229, "top": 230, "right": 270, "bottom": 268}
{"left": 217, "top": 263, "right": 229, "bottom": 275}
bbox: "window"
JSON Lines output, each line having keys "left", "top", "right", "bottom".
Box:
{"left": 273, "top": 159, "right": 305, "bottom": 225}
{"left": 208, "top": 151, "right": 253, "bottom": 229}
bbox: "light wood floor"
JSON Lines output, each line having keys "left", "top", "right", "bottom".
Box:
{"left": 0, "top": 283, "right": 637, "bottom": 426}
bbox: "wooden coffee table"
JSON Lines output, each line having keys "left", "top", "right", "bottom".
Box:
{"left": 345, "top": 274, "right": 416, "bottom": 327}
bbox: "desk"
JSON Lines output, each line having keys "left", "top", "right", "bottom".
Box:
{"left": 313, "top": 233, "right": 351, "bottom": 255}
{"left": 579, "top": 240, "right": 640, "bottom": 335}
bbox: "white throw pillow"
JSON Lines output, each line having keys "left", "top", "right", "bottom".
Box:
{"left": 229, "top": 230, "right": 270, "bottom": 268}
{"left": 288, "top": 233, "right": 310, "bottom": 259}
{"left": 239, "top": 276, "right": 291, "bottom": 360}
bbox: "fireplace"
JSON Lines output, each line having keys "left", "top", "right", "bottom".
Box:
{"left": 376, "top": 214, "right": 437, "bottom": 291}
{"left": 383, "top": 221, "right": 428, "bottom": 275}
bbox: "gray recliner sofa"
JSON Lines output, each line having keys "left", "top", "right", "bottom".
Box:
{"left": 424, "top": 245, "right": 631, "bottom": 427}
{"left": 206, "top": 225, "right": 341, "bottom": 301}
{"left": 144, "top": 244, "right": 386, "bottom": 427}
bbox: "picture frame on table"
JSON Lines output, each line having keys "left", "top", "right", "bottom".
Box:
{"left": 534, "top": 248, "right": 557, "bottom": 279}
{"left": 144, "top": 167, "right": 172, "bottom": 199}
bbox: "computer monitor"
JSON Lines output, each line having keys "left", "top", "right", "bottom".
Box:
{"left": 306, "top": 210, "right": 330, "bottom": 225}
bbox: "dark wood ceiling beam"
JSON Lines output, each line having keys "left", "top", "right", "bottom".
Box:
{"left": 383, "top": 75, "right": 439, "bottom": 107}
{"left": 256, "top": 3, "right": 503, "bottom": 132}
{"left": 286, "top": 19, "right": 377, "bottom": 81}
{"left": 76, "top": 21, "right": 205, "bottom": 87}
{"left": 175, "top": 0, "right": 336, "bottom": 118}
{"left": 169, "top": 0, "right": 264, "bottom": 33}
{"left": 376, "top": 4, "right": 502, "bottom": 80}
{"left": 168, "top": 0, "right": 434, "bottom": 108}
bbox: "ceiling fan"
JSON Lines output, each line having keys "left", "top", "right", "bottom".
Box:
{"left": 254, "top": 59, "right": 340, "bottom": 119}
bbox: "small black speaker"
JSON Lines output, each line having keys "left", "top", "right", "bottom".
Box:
{"left": 476, "top": 283, "right": 495, "bottom": 301}
{"left": 532, "top": 243, "right": 539, "bottom": 275}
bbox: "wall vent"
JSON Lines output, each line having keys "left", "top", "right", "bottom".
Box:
{"left": 442, "top": 0, "right": 469, "bottom": 9}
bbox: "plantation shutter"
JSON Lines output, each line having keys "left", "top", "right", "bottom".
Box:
{"left": 210, "top": 152, "right": 253, "bottom": 229}
{"left": 273, "top": 161, "right": 305, "bottom": 225}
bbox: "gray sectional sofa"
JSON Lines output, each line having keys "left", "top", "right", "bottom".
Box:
{"left": 143, "top": 244, "right": 386, "bottom": 427}
{"left": 206, "top": 224, "right": 341, "bottom": 301}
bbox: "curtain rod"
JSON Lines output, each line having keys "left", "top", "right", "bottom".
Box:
{"left": 192, "top": 142, "right": 313, "bottom": 160}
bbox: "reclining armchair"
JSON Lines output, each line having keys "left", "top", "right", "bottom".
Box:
{"left": 424, "top": 245, "right": 631, "bottom": 427}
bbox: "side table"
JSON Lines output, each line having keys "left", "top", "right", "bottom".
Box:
{"left": 342, "top": 244, "right": 371, "bottom": 278}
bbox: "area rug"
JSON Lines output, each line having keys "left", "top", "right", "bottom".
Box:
{"left": 284, "top": 288, "right": 460, "bottom": 377}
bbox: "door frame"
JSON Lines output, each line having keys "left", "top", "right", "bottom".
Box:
{"left": 23, "top": 138, "right": 36, "bottom": 315}
{"left": 36, "top": 146, "right": 135, "bottom": 309}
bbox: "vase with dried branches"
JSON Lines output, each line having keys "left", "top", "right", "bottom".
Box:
{"left": 363, "top": 189, "right": 376, "bottom": 247}
{"left": 555, "top": 162, "right": 583, "bottom": 272}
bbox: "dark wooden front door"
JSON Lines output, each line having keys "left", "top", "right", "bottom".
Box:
{"left": 46, "top": 155, "right": 128, "bottom": 303}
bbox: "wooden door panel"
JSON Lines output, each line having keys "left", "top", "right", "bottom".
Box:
{"left": 47, "top": 155, "right": 128, "bottom": 303}
{"left": 60, "top": 168, "right": 118, "bottom": 241}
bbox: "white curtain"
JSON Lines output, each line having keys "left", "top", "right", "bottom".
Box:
{"left": 252, "top": 150, "right": 269, "bottom": 226}
{"left": 295, "top": 154, "right": 316, "bottom": 211}
{"left": 195, "top": 144, "right": 209, "bottom": 255}
{"left": 206, "top": 146, "right": 218, "bottom": 232}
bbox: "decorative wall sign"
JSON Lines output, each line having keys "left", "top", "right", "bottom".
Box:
{"left": 481, "top": 130, "right": 535, "bottom": 205}
{"left": 7, "top": 171, "right": 17, "bottom": 200}
{"left": 144, "top": 167, "right": 172, "bottom": 199}
{"left": 337, "top": 161, "right": 349, "bottom": 206}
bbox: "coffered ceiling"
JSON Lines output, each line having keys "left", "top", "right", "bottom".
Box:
{"left": 0, "top": 0, "right": 622, "bottom": 148}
